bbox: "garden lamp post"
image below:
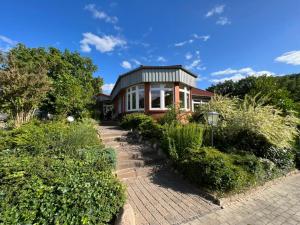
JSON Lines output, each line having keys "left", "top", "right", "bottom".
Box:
{"left": 207, "top": 111, "right": 220, "bottom": 147}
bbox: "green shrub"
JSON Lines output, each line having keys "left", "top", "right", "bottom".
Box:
{"left": 120, "top": 113, "right": 164, "bottom": 140}
{"left": 0, "top": 119, "right": 102, "bottom": 156}
{"left": 0, "top": 154, "right": 125, "bottom": 225}
{"left": 179, "top": 147, "right": 249, "bottom": 192}
{"left": 163, "top": 123, "right": 204, "bottom": 161}
{"left": 262, "top": 146, "right": 295, "bottom": 171}
{"left": 159, "top": 106, "right": 179, "bottom": 125}
{"left": 201, "top": 95, "right": 300, "bottom": 150}
{"left": 101, "top": 147, "right": 117, "bottom": 169}
{"left": 120, "top": 113, "right": 153, "bottom": 130}
{"left": 175, "top": 147, "right": 283, "bottom": 194}
{"left": 138, "top": 119, "right": 164, "bottom": 140}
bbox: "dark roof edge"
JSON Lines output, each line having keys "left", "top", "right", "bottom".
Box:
{"left": 111, "top": 65, "right": 198, "bottom": 96}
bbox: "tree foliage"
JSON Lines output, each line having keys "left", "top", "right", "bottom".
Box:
{"left": 207, "top": 75, "right": 299, "bottom": 113}
{"left": 1, "top": 44, "right": 104, "bottom": 121}
{"left": 0, "top": 51, "right": 51, "bottom": 127}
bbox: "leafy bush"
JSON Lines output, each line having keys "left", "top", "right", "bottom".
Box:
{"left": 201, "top": 95, "right": 299, "bottom": 153}
{"left": 0, "top": 153, "right": 125, "bottom": 225}
{"left": 163, "top": 123, "right": 204, "bottom": 161}
{"left": 0, "top": 119, "right": 125, "bottom": 224}
{"left": 120, "top": 113, "right": 163, "bottom": 140}
{"left": 177, "top": 147, "right": 280, "bottom": 193}
{"left": 120, "top": 113, "right": 153, "bottom": 130}
{"left": 159, "top": 106, "right": 179, "bottom": 125}
{"left": 138, "top": 119, "right": 164, "bottom": 140}
{"left": 178, "top": 147, "right": 249, "bottom": 192}
{"left": 101, "top": 147, "right": 117, "bottom": 169}
{"left": 262, "top": 146, "right": 295, "bottom": 171}
{"left": 189, "top": 109, "right": 206, "bottom": 123}
{"left": 0, "top": 119, "right": 102, "bottom": 156}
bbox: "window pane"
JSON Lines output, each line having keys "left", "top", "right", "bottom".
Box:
{"left": 180, "top": 91, "right": 185, "bottom": 108}
{"left": 127, "top": 94, "right": 131, "bottom": 110}
{"left": 138, "top": 85, "right": 144, "bottom": 90}
{"left": 165, "top": 90, "right": 173, "bottom": 108}
{"left": 132, "top": 92, "right": 136, "bottom": 109}
{"left": 151, "top": 90, "right": 161, "bottom": 108}
{"left": 139, "top": 90, "right": 144, "bottom": 109}
{"left": 131, "top": 86, "right": 136, "bottom": 91}
{"left": 187, "top": 93, "right": 190, "bottom": 109}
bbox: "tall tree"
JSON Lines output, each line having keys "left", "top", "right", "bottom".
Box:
{"left": 0, "top": 50, "right": 51, "bottom": 127}
{"left": 6, "top": 44, "right": 102, "bottom": 118}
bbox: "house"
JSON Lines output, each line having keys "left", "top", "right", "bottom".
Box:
{"left": 97, "top": 65, "right": 213, "bottom": 119}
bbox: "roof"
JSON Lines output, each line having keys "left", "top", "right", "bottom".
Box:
{"left": 117, "top": 65, "right": 198, "bottom": 79}
{"left": 111, "top": 65, "right": 197, "bottom": 98}
{"left": 95, "top": 93, "right": 110, "bottom": 97}
{"left": 191, "top": 88, "right": 214, "bottom": 97}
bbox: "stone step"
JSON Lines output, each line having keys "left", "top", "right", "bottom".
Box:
{"left": 104, "top": 142, "right": 121, "bottom": 148}
{"left": 116, "top": 166, "right": 160, "bottom": 180}
{"left": 117, "top": 157, "right": 164, "bottom": 170}
{"left": 101, "top": 130, "right": 128, "bottom": 137}
{"left": 117, "top": 150, "right": 163, "bottom": 161}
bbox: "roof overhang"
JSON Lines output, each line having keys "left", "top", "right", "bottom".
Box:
{"left": 110, "top": 65, "right": 198, "bottom": 99}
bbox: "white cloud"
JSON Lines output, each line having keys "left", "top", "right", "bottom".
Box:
{"left": 174, "top": 39, "right": 194, "bottom": 47}
{"left": 174, "top": 34, "right": 210, "bottom": 47}
{"left": 121, "top": 60, "right": 132, "bottom": 69}
{"left": 210, "top": 74, "right": 246, "bottom": 83}
{"left": 210, "top": 67, "right": 275, "bottom": 83}
{"left": 185, "top": 52, "right": 193, "bottom": 60}
{"left": 206, "top": 5, "right": 225, "bottom": 17}
{"left": 131, "top": 59, "right": 141, "bottom": 66}
{"left": 85, "top": 4, "right": 118, "bottom": 24}
{"left": 80, "top": 32, "right": 126, "bottom": 53}
{"left": 193, "top": 34, "right": 210, "bottom": 41}
{"left": 275, "top": 51, "right": 300, "bottom": 65}
{"left": 186, "top": 59, "right": 201, "bottom": 70}
{"left": 211, "top": 67, "right": 274, "bottom": 77}
{"left": 0, "top": 35, "right": 17, "bottom": 52}
{"left": 102, "top": 83, "right": 115, "bottom": 94}
{"left": 216, "top": 17, "right": 231, "bottom": 25}
{"left": 157, "top": 56, "right": 166, "bottom": 62}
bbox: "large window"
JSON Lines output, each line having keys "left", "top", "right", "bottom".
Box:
{"left": 179, "top": 85, "right": 190, "bottom": 110}
{"left": 150, "top": 83, "right": 174, "bottom": 110}
{"left": 126, "top": 85, "right": 144, "bottom": 111}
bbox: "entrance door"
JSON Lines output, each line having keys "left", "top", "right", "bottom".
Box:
{"left": 103, "top": 104, "right": 113, "bottom": 120}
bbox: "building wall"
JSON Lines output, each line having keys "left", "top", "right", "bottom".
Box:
{"left": 114, "top": 81, "right": 196, "bottom": 120}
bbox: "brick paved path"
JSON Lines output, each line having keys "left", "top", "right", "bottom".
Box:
{"left": 125, "top": 170, "right": 220, "bottom": 225}
{"left": 184, "top": 173, "right": 300, "bottom": 225}
{"left": 100, "top": 124, "right": 300, "bottom": 225}
{"left": 99, "top": 124, "right": 220, "bottom": 225}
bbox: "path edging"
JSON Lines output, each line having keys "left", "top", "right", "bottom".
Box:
{"left": 114, "top": 203, "right": 136, "bottom": 225}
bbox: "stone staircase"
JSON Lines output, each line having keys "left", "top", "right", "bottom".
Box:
{"left": 99, "top": 123, "right": 165, "bottom": 180}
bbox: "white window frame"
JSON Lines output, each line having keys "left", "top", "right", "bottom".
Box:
{"left": 192, "top": 99, "right": 207, "bottom": 112}
{"left": 180, "top": 86, "right": 191, "bottom": 111}
{"left": 126, "top": 85, "right": 144, "bottom": 112}
{"left": 150, "top": 83, "right": 174, "bottom": 110}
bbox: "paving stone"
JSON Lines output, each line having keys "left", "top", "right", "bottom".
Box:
{"left": 100, "top": 125, "right": 300, "bottom": 225}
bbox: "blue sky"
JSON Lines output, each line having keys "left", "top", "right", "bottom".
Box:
{"left": 1, "top": 0, "right": 300, "bottom": 94}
